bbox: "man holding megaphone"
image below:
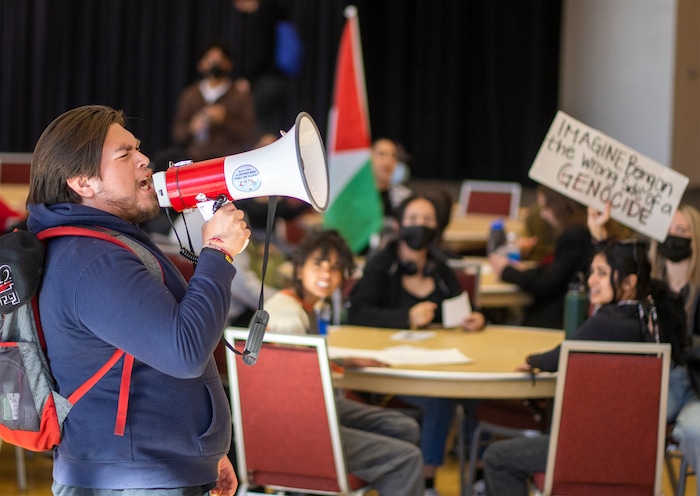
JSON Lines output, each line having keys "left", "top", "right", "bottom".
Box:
{"left": 25, "top": 105, "right": 247, "bottom": 495}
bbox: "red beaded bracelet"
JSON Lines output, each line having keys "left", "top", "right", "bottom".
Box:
{"left": 203, "top": 241, "right": 234, "bottom": 265}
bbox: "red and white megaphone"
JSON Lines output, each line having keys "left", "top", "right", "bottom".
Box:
{"left": 152, "top": 112, "right": 329, "bottom": 219}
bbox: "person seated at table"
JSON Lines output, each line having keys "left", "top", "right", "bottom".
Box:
{"left": 264, "top": 228, "right": 425, "bottom": 496}
{"left": 489, "top": 186, "right": 594, "bottom": 329}
{"left": 482, "top": 239, "right": 688, "bottom": 496}
{"left": 347, "top": 192, "right": 486, "bottom": 495}
{"left": 590, "top": 201, "right": 700, "bottom": 486}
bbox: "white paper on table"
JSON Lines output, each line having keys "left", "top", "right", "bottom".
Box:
{"left": 328, "top": 345, "right": 473, "bottom": 366}
{"left": 390, "top": 330, "right": 436, "bottom": 342}
{"left": 442, "top": 291, "right": 472, "bottom": 328}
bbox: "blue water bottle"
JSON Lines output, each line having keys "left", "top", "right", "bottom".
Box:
{"left": 487, "top": 219, "right": 506, "bottom": 255}
{"left": 317, "top": 299, "right": 332, "bottom": 337}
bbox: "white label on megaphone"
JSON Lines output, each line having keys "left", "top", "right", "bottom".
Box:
{"left": 231, "top": 165, "right": 262, "bottom": 193}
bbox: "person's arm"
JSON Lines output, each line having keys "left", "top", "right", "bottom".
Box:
{"left": 500, "top": 225, "right": 591, "bottom": 299}
{"left": 525, "top": 313, "right": 612, "bottom": 371}
{"left": 524, "top": 344, "right": 561, "bottom": 372}
{"left": 587, "top": 203, "right": 611, "bottom": 242}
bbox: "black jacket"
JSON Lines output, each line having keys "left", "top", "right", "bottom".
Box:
{"left": 348, "top": 242, "right": 461, "bottom": 329}
{"left": 501, "top": 224, "right": 594, "bottom": 329}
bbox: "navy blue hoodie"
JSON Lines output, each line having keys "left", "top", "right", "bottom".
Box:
{"left": 27, "top": 203, "right": 235, "bottom": 489}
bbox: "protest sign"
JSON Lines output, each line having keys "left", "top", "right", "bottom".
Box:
{"left": 529, "top": 111, "right": 689, "bottom": 241}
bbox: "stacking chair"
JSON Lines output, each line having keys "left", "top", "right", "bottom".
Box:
{"left": 665, "top": 426, "right": 696, "bottom": 496}
{"left": 459, "top": 398, "right": 550, "bottom": 496}
{"left": 457, "top": 180, "right": 522, "bottom": 220}
{"left": 224, "top": 328, "right": 368, "bottom": 495}
{"left": 537, "top": 340, "right": 671, "bottom": 496}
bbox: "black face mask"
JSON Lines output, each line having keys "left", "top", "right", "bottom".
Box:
{"left": 399, "top": 225, "right": 437, "bottom": 251}
{"left": 658, "top": 235, "right": 692, "bottom": 263}
{"left": 203, "top": 65, "right": 225, "bottom": 79}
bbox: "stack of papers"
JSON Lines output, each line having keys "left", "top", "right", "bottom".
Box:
{"left": 328, "top": 343, "right": 473, "bottom": 366}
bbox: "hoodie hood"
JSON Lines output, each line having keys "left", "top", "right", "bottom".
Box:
{"left": 27, "top": 203, "right": 157, "bottom": 247}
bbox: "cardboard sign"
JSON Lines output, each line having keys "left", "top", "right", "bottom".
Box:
{"left": 529, "top": 111, "right": 689, "bottom": 241}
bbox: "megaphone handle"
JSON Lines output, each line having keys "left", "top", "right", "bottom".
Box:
{"left": 220, "top": 196, "right": 278, "bottom": 366}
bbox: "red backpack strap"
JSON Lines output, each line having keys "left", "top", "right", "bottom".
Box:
{"left": 37, "top": 226, "right": 164, "bottom": 280}
{"left": 38, "top": 225, "right": 164, "bottom": 436}
{"left": 67, "top": 349, "right": 125, "bottom": 404}
{"left": 114, "top": 354, "right": 134, "bottom": 436}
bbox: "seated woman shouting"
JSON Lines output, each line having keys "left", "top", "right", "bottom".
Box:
{"left": 482, "top": 239, "right": 687, "bottom": 496}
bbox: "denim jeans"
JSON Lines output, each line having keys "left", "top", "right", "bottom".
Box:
{"left": 668, "top": 365, "right": 700, "bottom": 495}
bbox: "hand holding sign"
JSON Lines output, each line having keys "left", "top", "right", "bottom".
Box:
{"left": 529, "top": 111, "right": 689, "bottom": 241}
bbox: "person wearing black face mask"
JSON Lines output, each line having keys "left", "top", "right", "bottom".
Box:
{"left": 398, "top": 224, "right": 437, "bottom": 251}
{"left": 348, "top": 192, "right": 486, "bottom": 493}
{"left": 658, "top": 234, "right": 693, "bottom": 263}
{"left": 349, "top": 193, "right": 485, "bottom": 330}
{"left": 151, "top": 41, "right": 257, "bottom": 174}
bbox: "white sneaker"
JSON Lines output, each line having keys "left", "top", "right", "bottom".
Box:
{"left": 472, "top": 479, "right": 486, "bottom": 496}
{"left": 424, "top": 489, "right": 440, "bottom": 496}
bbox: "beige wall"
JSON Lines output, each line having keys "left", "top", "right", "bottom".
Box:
{"left": 559, "top": 0, "right": 678, "bottom": 173}
{"left": 672, "top": 0, "right": 700, "bottom": 188}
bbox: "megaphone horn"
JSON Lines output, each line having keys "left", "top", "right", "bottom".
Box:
{"left": 152, "top": 112, "right": 329, "bottom": 217}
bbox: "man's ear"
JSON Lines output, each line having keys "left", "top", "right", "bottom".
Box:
{"left": 66, "top": 175, "right": 97, "bottom": 199}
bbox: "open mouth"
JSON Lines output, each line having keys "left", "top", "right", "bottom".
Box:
{"left": 139, "top": 176, "right": 152, "bottom": 191}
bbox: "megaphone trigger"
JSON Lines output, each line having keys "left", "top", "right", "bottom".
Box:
{"left": 212, "top": 194, "right": 229, "bottom": 213}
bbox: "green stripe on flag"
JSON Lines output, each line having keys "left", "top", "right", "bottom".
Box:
{"left": 323, "top": 162, "right": 383, "bottom": 254}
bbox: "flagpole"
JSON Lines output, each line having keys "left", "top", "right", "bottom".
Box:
{"left": 323, "top": 5, "right": 384, "bottom": 253}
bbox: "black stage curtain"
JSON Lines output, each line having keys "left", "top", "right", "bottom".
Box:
{"left": 0, "top": 0, "right": 561, "bottom": 185}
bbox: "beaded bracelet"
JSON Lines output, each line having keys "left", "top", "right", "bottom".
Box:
{"left": 203, "top": 241, "right": 234, "bottom": 265}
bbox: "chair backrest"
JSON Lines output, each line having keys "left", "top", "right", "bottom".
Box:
{"left": 0, "top": 153, "right": 32, "bottom": 184}
{"left": 225, "top": 328, "right": 365, "bottom": 495}
{"left": 458, "top": 180, "right": 522, "bottom": 219}
{"left": 543, "top": 341, "right": 671, "bottom": 496}
{"left": 452, "top": 263, "right": 481, "bottom": 309}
